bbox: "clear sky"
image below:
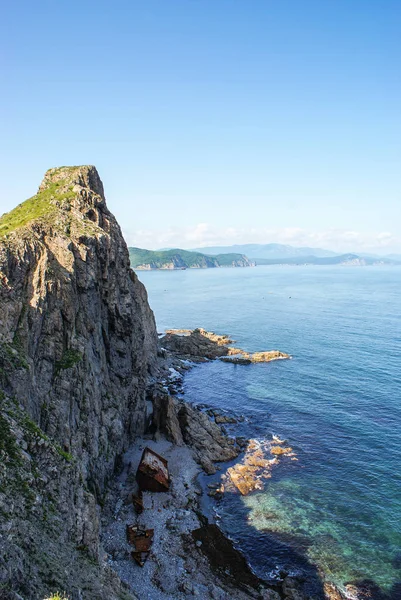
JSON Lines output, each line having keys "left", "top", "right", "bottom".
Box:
{"left": 1, "top": 1, "right": 401, "bottom": 253}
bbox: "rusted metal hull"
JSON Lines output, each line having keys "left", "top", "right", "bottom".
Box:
{"left": 126, "top": 524, "right": 154, "bottom": 567}
{"left": 136, "top": 447, "right": 170, "bottom": 492}
{"left": 132, "top": 491, "right": 144, "bottom": 514}
{"left": 131, "top": 550, "right": 150, "bottom": 567}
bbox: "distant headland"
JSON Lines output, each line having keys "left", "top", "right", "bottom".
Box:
{"left": 128, "top": 247, "right": 255, "bottom": 269}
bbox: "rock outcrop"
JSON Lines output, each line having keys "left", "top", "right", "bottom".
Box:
{"left": 151, "top": 391, "right": 239, "bottom": 474}
{"left": 161, "top": 328, "right": 291, "bottom": 363}
{"left": 0, "top": 166, "right": 158, "bottom": 599}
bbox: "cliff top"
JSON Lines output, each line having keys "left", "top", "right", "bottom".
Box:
{"left": 0, "top": 165, "right": 105, "bottom": 239}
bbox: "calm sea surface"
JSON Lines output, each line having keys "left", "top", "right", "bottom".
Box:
{"left": 137, "top": 266, "right": 401, "bottom": 595}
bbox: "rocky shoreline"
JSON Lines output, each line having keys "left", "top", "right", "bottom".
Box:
{"left": 162, "top": 333, "right": 396, "bottom": 600}
{"left": 102, "top": 439, "right": 264, "bottom": 600}
{"left": 98, "top": 328, "right": 347, "bottom": 600}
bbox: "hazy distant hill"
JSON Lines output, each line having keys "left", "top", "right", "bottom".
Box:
{"left": 253, "top": 254, "right": 399, "bottom": 266}
{"left": 192, "top": 243, "right": 337, "bottom": 259}
{"left": 386, "top": 254, "right": 401, "bottom": 261}
{"left": 191, "top": 244, "right": 401, "bottom": 265}
{"left": 128, "top": 247, "right": 255, "bottom": 269}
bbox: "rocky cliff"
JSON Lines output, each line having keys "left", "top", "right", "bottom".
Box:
{"left": 0, "top": 166, "right": 158, "bottom": 599}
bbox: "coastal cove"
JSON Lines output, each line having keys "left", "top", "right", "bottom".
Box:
{"left": 1, "top": 166, "right": 399, "bottom": 599}
{"left": 137, "top": 265, "right": 401, "bottom": 598}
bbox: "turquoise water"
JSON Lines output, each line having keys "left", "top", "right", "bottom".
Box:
{"left": 137, "top": 266, "right": 401, "bottom": 597}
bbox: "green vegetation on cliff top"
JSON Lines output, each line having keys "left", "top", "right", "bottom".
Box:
{"left": 129, "top": 247, "right": 253, "bottom": 269}
{"left": 0, "top": 180, "right": 74, "bottom": 238}
{"left": 0, "top": 166, "right": 96, "bottom": 239}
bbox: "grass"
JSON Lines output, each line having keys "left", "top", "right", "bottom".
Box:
{"left": 21, "top": 411, "right": 73, "bottom": 461}
{"left": 0, "top": 403, "right": 73, "bottom": 517}
{"left": 0, "top": 180, "right": 75, "bottom": 238}
{"left": 55, "top": 349, "right": 82, "bottom": 375}
{"left": 0, "top": 340, "right": 28, "bottom": 377}
{"left": 0, "top": 165, "right": 108, "bottom": 243}
{"left": 22, "top": 413, "right": 49, "bottom": 440}
{"left": 0, "top": 167, "right": 80, "bottom": 238}
{"left": 0, "top": 406, "right": 36, "bottom": 506}
{"left": 0, "top": 412, "right": 22, "bottom": 465}
{"left": 56, "top": 447, "right": 73, "bottom": 462}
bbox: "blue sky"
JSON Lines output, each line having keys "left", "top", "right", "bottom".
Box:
{"left": 1, "top": 1, "right": 400, "bottom": 253}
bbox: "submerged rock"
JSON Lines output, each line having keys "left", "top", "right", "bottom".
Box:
{"left": 222, "top": 439, "right": 278, "bottom": 495}
{"left": 324, "top": 582, "right": 346, "bottom": 599}
{"left": 219, "top": 438, "right": 297, "bottom": 496}
{"left": 214, "top": 414, "right": 238, "bottom": 424}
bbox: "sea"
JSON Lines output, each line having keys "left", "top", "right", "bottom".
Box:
{"left": 137, "top": 265, "right": 401, "bottom": 598}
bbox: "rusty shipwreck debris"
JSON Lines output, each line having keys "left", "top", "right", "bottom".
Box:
{"left": 132, "top": 491, "right": 144, "bottom": 514}
{"left": 126, "top": 524, "right": 154, "bottom": 567}
{"left": 136, "top": 447, "right": 170, "bottom": 492}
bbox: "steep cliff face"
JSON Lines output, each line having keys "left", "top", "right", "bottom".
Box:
{"left": 0, "top": 166, "right": 158, "bottom": 599}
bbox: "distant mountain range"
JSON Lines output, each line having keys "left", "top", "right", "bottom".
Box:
{"left": 253, "top": 254, "right": 399, "bottom": 266}
{"left": 128, "top": 247, "right": 255, "bottom": 270}
{"left": 192, "top": 243, "right": 337, "bottom": 259}
{"left": 386, "top": 254, "right": 401, "bottom": 261}
{"left": 129, "top": 244, "right": 401, "bottom": 270}
{"left": 192, "top": 243, "right": 401, "bottom": 264}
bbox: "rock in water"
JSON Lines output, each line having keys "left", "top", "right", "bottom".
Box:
{"left": 0, "top": 166, "right": 158, "bottom": 599}
{"left": 161, "top": 327, "right": 290, "bottom": 363}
